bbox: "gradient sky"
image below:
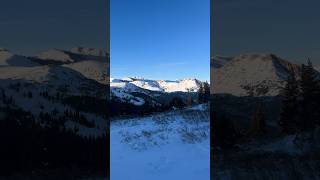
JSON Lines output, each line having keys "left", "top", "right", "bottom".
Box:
{"left": 111, "top": 0, "right": 210, "bottom": 81}
{"left": 213, "top": 0, "right": 320, "bottom": 64}
{"left": 0, "top": 0, "right": 107, "bottom": 56}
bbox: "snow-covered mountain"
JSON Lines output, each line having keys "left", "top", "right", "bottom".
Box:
{"left": 36, "top": 49, "right": 75, "bottom": 63}
{"left": 111, "top": 77, "right": 201, "bottom": 93}
{"left": 33, "top": 47, "right": 107, "bottom": 65}
{"left": 0, "top": 47, "right": 108, "bottom": 137}
{"left": 212, "top": 53, "right": 301, "bottom": 96}
{"left": 63, "top": 60, "right": 109, "bottom": 85}
{"left": 70, "top": 47, "right": 106, "bottom": 57}
{"left": 0, "top": 49, "right": 39, "bottom": 67}
{"left": 110, "top": 77, "right": 202, "bottom": 106}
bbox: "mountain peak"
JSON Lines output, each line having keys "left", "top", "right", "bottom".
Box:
{"left": 213, "top": 53, "right": 301, "bottom": 96}
{"left": 70, "top": 47, "right": 106, "bottom": 57}
{"left": 36, "top": 49, "right": 74, "bottom": 63}
{"left": 111, "top": 77, "right": 201, "bottom": 93}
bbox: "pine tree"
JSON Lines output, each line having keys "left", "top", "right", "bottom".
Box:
{"left": 279, "top": 69, "right": 300, "bottom": 134}
{"left": 187, "top": 95, "right": 193, "bottom": 106}
{"left": 213, "top": 113, "right": 237, "bottom": 148}
{"left": 203, "top": 81, "right": 210, "bottom": 103}
{"left": 299, "top": 59, "right": 319, "bottom": 131}
{"left": 198, "top": 83, "right": 204, "bottom": 103}
{"left": 198, "top": 82, "right": 210, "bottom": 104}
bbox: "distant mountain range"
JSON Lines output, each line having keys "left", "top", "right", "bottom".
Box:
{"left": 0, "top": 47, "right": 109, "bottom": 137}
{"left": 110, "top": 77, "right": 202, "bottom": 107}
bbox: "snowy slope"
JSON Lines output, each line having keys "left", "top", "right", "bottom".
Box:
{"left": 34, "top": 48, "right": 107, "bottom": 65}
{"left": 213, "top": 53, "right": 301, "bottom": 96}
{"left": 63, "top": 60, "right": 109, "bottom": 85}
{"left": 111, "top": 104, "right": 210, "bottom": 180}
{"left": 36, "top": 49, "right": 75, "bottom": 63}
{"left": 0, "top": 49, "right": 39, "bottom": 67}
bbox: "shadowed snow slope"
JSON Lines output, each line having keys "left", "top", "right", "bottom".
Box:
{"left": 0, "top": 49, "right": 39, "bottom": 67}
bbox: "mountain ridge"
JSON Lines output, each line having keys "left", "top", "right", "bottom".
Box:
{"left": 212, "top": 53, "right": 303, "bottom": 96}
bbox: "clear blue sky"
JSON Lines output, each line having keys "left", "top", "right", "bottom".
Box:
{"left": 111, "top": 0, "right": 210, "bottom": 81}
{"left": 213, "top": 0, "right": 320, "bottom": 64}
{"left": 0, "top": 0, "right": 107, "bottom": 56}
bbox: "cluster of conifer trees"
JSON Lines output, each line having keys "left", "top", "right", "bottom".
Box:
{"left": 0, "top": 106, "right": 107, "bottom": 178}
{"left": 280, "top": 59, "right": 320, "bottom": 134}
{"left": 198, "top": 81, "right": 210, "bottom": 104}
{"left": 0, "top": 87, "right": 108, "bottom": 178}
{"left": 212, "top": 59, "right": 320, "bottom": 149}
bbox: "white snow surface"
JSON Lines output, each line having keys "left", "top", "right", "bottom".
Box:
{"left": 111, "top": 105, "right": 210, "bottom": 180}
{"left": 70, "top": 47, "right": 105, "bottom": 57}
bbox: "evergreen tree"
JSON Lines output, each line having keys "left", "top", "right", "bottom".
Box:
{"left": 198, "top": 82, "right": 210, "bottom": 104}
{"left": 213, "top": 113, "right": 237, "bottom": 148}
{"left": 170, "top": 96, "right": 185, "bottom": 109}
{"left": 198, "top": 83, "right": 204, "bottom": 103}
{"left": 279, "top": 69, "right": 300, "bottom": 134}
{"left": 203, "top": 81, "right": 210, "bottom": 103}
{"left": 187, "top": 95, "right": 193, "bottom": 106}
{"left": 299, "top": 59, "right": 319, "bottom": 131}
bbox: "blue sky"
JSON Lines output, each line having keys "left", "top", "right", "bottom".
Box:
{"left": 213, "top": 0, "right": 320, "bottom": 64}
{"left": 111, "top": 0, "right": 210, "bottom": 81}
{"left": 0, "top": 0, "right": 107, "bottom": 56}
